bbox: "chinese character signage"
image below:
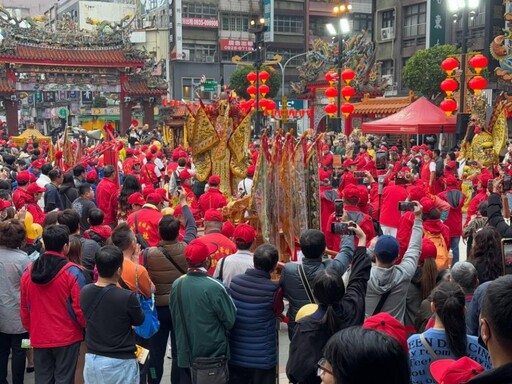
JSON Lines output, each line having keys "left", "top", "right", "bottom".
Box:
{"left": 182, "top": 18, "right": 219, "bottom": 28}
{"left": 263, "top": 0, "right": 274, "bottom": 42}
{"left": 426, "top": 0, "right": 446, "bottom": 48}
{"left": 220, "top": 39, "right": 253, "bottom": 52}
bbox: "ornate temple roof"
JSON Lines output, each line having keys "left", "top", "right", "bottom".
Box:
{"left": 352, "top": 91, "right": 416, "bottom": 116}
{"left": 0, "top": 44, "right": 145, "bottom": 67}
{"left": 0, "top": 78, "right": 15, "bottom": 94}
{"left": 125, "top": 79, "right": 167, "bottom": 96}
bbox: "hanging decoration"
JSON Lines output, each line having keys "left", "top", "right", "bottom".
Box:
{"left": 323, "top": 68, "right": 355, "bottom": 118}
{"left": 439, "top": 56, "right": 460, "bottom": 116}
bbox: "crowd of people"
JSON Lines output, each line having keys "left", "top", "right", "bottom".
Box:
{"left": 1, "top": 131, "right": 512, "bottom": 384}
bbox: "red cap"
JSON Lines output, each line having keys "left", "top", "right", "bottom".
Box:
{"left": 421, "top": 144, "right": 429, "bottom": 149}
{"left": 380, "top": 146, "right": 388, "bottom": 151}
{"left": 363, "top": 312, "right": 408, "bottom": 352}
{"left": 179, "top": 169, "right": 192, "bottom": 180}
{"left": 446, "top": 160, "right": 457, "bottom": 170}
{"left": 208, "top": 175, "right": 221, "bottom": 186}
{"left": 126, "top": 148, "right": 134, "bottom": 156}
{"left": 127, "top": 192, "right": 145, "bottom": 206}
{"left": 322, "top": 144, "right": 330, "bottom": 150}
{"left": 479, "top": 173, "right": 493, "bottom": 188}
{"left": 430, "top": 357, "right": 484, "bottom": 384}
{"left": 178, "top": 151, "right": 188, "bottom": 159}
{"left": 420, "top": 197, "right": 435, "bottom": 214}
{"left": 86, "top": 170, "right": 97, "bottom": 182}
{"left": 146, "top": 193, "right": 163, "bottom": 204}
{"left": 233, "top": 223, "right": 257, "bottom": 245}
{"left": 146, "top": 152, "right": 154, "bottom": 160}
{"left": 26, "top": 183, "right": 46, "bottom": 194}
{"left": 342, "top": 184, "right": 360, "bottom": 200}
{"left": 155, "top": 188, "right": 169, "bottom": 202}
{"left": 391, "top": 146, "right": 398, "bottom": 151}
{"left": 0, "top": 199, "right": 11, "bottom": 210}
{"left": 172, "top": 150, "right": 180, "bottom": 161}
{"left": 141, "top": 144, "right": 149, "bottom": 152}
{"left": 420, "top": 238, "right": 437, "bottom": 264}
{"left": 222, "top": 220, "right": 235, "bottom": 238}
{"left": 204, "top": 209, "right": 222, "bottom": 222}
{"left": 173, "top": 205, "right": 183, "bottom": 216}
{"left": 246, "top": 165, "right": 256, "bottom": 177}
{"left": 150, "top": 145, "right": 158, "bottom": 153}
{"left": 408, "top": 185, "right": 425, "bottom": 202}
{"left": 444, "top": 175, "right": 459, "bottom": 187}
{"left": 319, "top": 169, "right": 331, "bottom": 182}
{"left": 142, "top": 186, "right": 155, "bottom": 198}
{"left": 343, "top": 158, "right": 357, "bottom": 168}
{"left": 17, "top": 170, "right": 36, "bottom": 184}
{"left": 185, "top": 239, "right": 218, "bottom": 265}
{"left": 424, "top": 150, "right": 433, "bottom": 158}
{"left": 31, "top": 159, "right": 45, "bottom": 169}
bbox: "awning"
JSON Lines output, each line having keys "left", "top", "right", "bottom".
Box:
{"left": 361, "top": 97, "right": 456, "bottom": 135}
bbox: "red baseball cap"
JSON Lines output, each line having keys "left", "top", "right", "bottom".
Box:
{"left": 146, "top": 152, "right": 154, "bottom": 160}
{"left": 0, "top": 199, "right": 11, "bottom": 210}
{"left": 185, "top": 239, "right": 218, "bottom": 265}
{"left": 430, "top": 357, "right": 484, "bottom": 384}
{"left": 17, "top": 171, "right": 36, "bottom": 184}
{"left": 420, "top": 197, "right": 435, "bottom": 214}
{"left": 208, "top": 175, "right": 221, "bottom": 186}
{"left": 233, "top": 223, "right": 257, "bottom": 245}
{"left": 420, "top": 238, "right": 437, "bottom": 264}
{"left": 421, "top": 144, "right": 429, "bottom": 150}
{"left": 408, "top": 185, "right": 425, "bottom": 202}
{"left": 424, "top": 150, "right": 433, "bottom": 158}
{"left": 31, "top": 159, "right": 45, "bottom": 169}
{"left": 146, "top": 193, "right": 163, "bottom": 205}
{"left": 26, "top": 183, "right": 46, "bottom": 195}
{"left": 86, "top": 170, "right": 97, "bottom": 182}
{"left": 204, "top": 209, "right": 222, "bottom": 222}
{"left": 246, "top": 165, "right": 256, "bottom": 178}
{"left": 342, "top": 184, "right": 360, "bottom": 200}
{"left": 155, "top": 188, "right": 169, "bottom": 202}
{"left": 445, "top": 160, "right": 458, "bottom": 170}
{"left": 478, "top": 173, "right": 493, "bottom": 188}
{"left": 444, "top": 175, "right": 459, "bottom": 187}
{"left": 363, "top": 312, "right": 408, "bottom": 352}
{"left": 142, "top": 186, "right": 155, "bottom": 198}
{"left": 179, "top": 169, "right": 192, "bottom": 180}
{"left": 173, "top": 205, "right": 183, "bottom": 216}
{"left": 222, "top": 220, "right": 235, "bottom": 238}
{"left": 391, "top": 146, "right": 398, "bottom": 152}
{"left": 127, "top": 192, "right": 145, "bottom": 206}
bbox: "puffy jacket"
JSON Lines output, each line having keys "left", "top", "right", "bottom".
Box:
{"left": 438, "top": 188, "right": 465, "bottom": 237}
{"left": 95, "top": 178, "right": 119, "bottom": 225}
{"left": 20, "top": 252, "right": 87, "bottom": 348}
{"left": 198, "top": 188, "right": 228, "bottom": 213}
{"left": 380, "top": 184, "right": 409, "bottom": 228}
{"left": 279, "top": 235, "right": 355, "bottom": 335}
{"left": 127, "top": 205, "right": 163, "bottom": 247}
{"left": 325, "top": 206, "right": 375, "bottom": 251}
{"left": 487, "top": 192, "right": 512, "bottom": 238}
{"left": 229, "top": 269, "right": 282, "bottom": 369}
{"left": 12, "top": 187, "right": 31, "bottom": 210}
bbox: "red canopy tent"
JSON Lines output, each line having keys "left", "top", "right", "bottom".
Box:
{"left": 361, "top": 97, "right": 456, "bottom": 134}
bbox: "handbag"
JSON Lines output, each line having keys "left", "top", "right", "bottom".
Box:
{"left": 133, "top": 266, "right": 160, "bottom": 339}
{"left": 134, "top": 212, "right": 150, "bottom": 249}
{"left": 177, "top": 281, "right": 229, "bottom": 384}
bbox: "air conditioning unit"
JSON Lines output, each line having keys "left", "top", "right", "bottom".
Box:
{"left": 10, "top": 95, "right": 16, "bottom": 101}
{"left": 143, "top": 20, "right": 153, "bottom": 29}
{"left": 182, "top": 49, "right": 190, "bottom": 61}
{"left": 382, "top": 74, "right": 393, "bottom": 86}
{"left": 205, "top": 56, "right": 215, "bottom": 63}
{"left": 381, "top": 27, "right": 394, "bottom": 41}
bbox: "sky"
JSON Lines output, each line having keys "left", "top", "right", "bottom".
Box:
{"left": 4, "top": 0, "right": 55, "bottom": 16}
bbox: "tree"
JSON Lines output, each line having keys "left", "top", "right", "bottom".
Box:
{"left": 229, "top": 65, "right": 280, "bottom": 100}
{"left": 402, "top": 45, "right": 459, "bottom": 100}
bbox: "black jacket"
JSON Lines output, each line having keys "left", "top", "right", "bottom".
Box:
{"left": 286, "top": 245, "right": 371, "bottom": 384}
{"left": 469, "top": 362, "right": 512, "bottom": 384}
{"left": 487, "top": 193, "right": 512, "bottom": 238}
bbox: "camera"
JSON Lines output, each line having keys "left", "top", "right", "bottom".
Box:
{"left": 330, "top": 222, "right": 356, "bottom": 235}
{"left": 375, "top": 151, "right": 387, "bottom": 170}
{"left": 398, "top": 201, "right": 416, "bottom": 212}
{"left": 334, "top": 199, "right": 344, "bottom": 218}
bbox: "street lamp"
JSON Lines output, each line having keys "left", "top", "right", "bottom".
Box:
{"left": 249, "top": 17, "right": 267, "bottom": 137}
{"left": 326, "top": 1, "right": 351, "bottom": 132}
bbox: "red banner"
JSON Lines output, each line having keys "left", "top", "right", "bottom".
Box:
{"left": 220, "top": 39, "right": 253, "bottom": 52}
{"left": 182, "top": 18, "right": 219, "bottom": 28}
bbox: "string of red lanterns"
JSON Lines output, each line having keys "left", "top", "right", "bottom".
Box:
{"left": 161, "top": 99, "right": 183, "bottom": 107}
{"left": 245, "top": 70, "right": 276, "bottom": 115}
{"left": 467, "top": 53, "right": 488, "bottom": 95}
{"left": 324, "top": 68, "right": 356, "bottom": 118}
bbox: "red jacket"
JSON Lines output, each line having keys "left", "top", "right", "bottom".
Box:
{"left": 141, "top": 162, "right": 159, "bottom": 185}
{"left": 13, "top": 187, "right": 31, "bottom": 210}
{"left": 320, "top": 153, "right": 333, "bottom": 169}
{"left": 20, "top": 253, "right": 86, "bottom": 348}
{"left": 127, "top": 205, "right": 163, "bottom": 247}
{"left": 438, "top": 187, "right": 465, "bottom": 237}
{"left": 379, "top": 184, "right": 409, "bottom": 228}
{"left": 122, "top": 157, "right": 137, "bottom": 175}
{"left": 200, "top": 230, "right": 237, "bottom": 275}
{"left": 325, "top": 205, "right": 375, "bottom": 251}
{"left": 465, "top": 190, "right": 488, "bottom": 227}
{"left": 198, "top": 188, "right": 228, "bottom": 213}
{"left": 320, "top": 185, "right": 338, "bottom": 235}
{"left": 96, "top": 178, "right": 119, "bottom": 226}
{"left": 27, "top": 200, "right": 45, "bottom": 225}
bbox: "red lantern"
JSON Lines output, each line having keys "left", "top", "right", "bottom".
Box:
{"left": 341, "top": 85, "right": 355, "bottom": 100}
{"left": 468, "top": 76, "right": 487, "bottom": 94}
{"left": 341, "top": 68, "right": 355, "bottom": 83}
{"left": 341, "top": 103, "right": 354, "bottom": 117}
{"left": 259, "top": 70, "right": 270, "bottom": 83}
{"left": 440, "top": 98, "right": 458, "bottom": 116}
{"left": 441, "top": 57, "right": 459, "bottom": 75}
{"left": 247, "top": 85, "right": 257, "bottom": 97}
{"left": 440, "top": 78, "right": 459, "bottom": 96}
{"left": 162, "top": 98, "right": 168, "bottom": 107}
{"left": 259, "top": 99, "right": 269, "bottom": 110}
{"left": 259, "top": 84, "right": 270, "bottom": 97}
{"left": 469, "top": 54, "right": 488, "bottom": 75}
{"left": 246, "top": 72, "right": 257, "bottom": 83}
{"left": 325, "top": 87, "right": 337, "bottom": 98}
{"left": 266, "top": 100, "right": 277, "bottom": 111}
{"left": 169, "top": 100, "right": 175, "bottom": 107}
{"left": 324, "top": 104, "right": 337, "bottom": 116}
{"left": 175, "top": 100, "right": 181, "bottom": 107}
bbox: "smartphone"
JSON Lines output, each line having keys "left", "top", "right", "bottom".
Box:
{"left": 375, "top": 151, "right": 387, "bottom": 170}
{"left": 330, "top": 222, "right": 355, "bottom": 235}
{"left": 354, "top": 171, "right": 366, "bottom": 178}
{"left": 175, "top": 177, "right": 181, "bottom": 187}
{"left": 488, "top": 179, "right": 494, "bottom": 193}
{"left": 504, "top": 175, "right": 512, "bottom": 191}
{"left": 334, "top": 199, "right": 344, "bottom": 217}
{"left": 500, "top": 238, "right": 510, "bottom": 275}
{"left": 398, "top": 201, "right": 416, "bottom": 212}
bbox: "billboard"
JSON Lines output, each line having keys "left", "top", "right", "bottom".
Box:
{"left": 263, "top": 0, "right": 274, "bottom": 42}
{"left": 426, "top": 0, "right": 446, "bottom": 48}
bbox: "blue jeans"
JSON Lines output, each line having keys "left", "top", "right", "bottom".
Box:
{"left": 450, "top": 237, "right": 460, "bottom": 265}
{"left": 84, "top": 354, "right": 139, "bottom": 384}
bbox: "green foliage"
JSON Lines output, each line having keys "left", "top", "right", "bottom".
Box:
{"left": 229, "top": 66, "right": 280, "bottom": 100}
{"left": 402, "top": 45, "right": 459, "bottom": 99}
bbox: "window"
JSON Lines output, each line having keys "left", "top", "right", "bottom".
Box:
{"left": 309, "top": 16, "right": 337, "bottom": 38}
{"left": 352, "top": 13, "right": 372, "bottom": 33}
{"left": 182, "top": 77, "right": 216, "bottom": 101}
{"left": 182, "top": 44, "right": 217, "bottom": 61}
{"left": 381, "top": 59, "right": 393, "bottom": 76}
{"left": 403, "top": 3, "right": 426, "bottom": 38}
{"left": 381, "top": 10, "right": 394, "bottom": 28}
{"left": 221, "top": 15, "right": 249, "bottom": 31}
{"left": 182, "top": 3, "right": 217, "bottom": 19}
{"left": 274, "top": 15, "right": 304, "bottom": 34}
